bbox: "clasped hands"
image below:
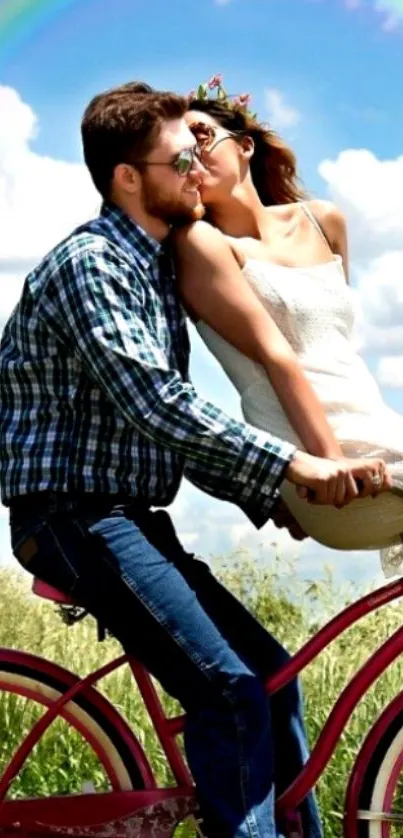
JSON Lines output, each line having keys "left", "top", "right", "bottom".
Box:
{"left": 274, "top": 452, "right": 392, "bottom": 541}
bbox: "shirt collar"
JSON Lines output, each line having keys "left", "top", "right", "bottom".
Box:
{"left": 100, "top": 202, "right": 163, "bottom": 269}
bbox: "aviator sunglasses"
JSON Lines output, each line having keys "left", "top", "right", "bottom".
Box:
{"left": 131, "top": 145, "right": 203, "bottom": 177}
{"left": 188, "top": 121, "right": 240, "bottom": 156}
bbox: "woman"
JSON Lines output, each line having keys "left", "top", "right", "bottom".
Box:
{"left": 174, "top": 88, "right": 403, "bottom": 576}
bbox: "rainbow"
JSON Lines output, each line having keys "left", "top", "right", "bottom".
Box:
{"left": 0, "top": 0, "right": 81, "bottom": 62}
{"left": 0, "top": 0, "right": 402, "bottom": 65}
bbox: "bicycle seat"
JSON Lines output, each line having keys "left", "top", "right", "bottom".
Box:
{"left": 32, "top": 578, "right": 74, "bottom": 605}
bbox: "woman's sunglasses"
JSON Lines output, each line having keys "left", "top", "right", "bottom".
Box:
{"left": 131, "top": 146, "right": 203, "bottom": 177}
{"left": 188, "top": 122, "right": 239, "bottom": 155}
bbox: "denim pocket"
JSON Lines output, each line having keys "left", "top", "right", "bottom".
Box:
{"left": 11, "top": 516, "right": 82, "bottom": 596}
{"left": 10, "top": 514, "right": 48, "bottom": 559}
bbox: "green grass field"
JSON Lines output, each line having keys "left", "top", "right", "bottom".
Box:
{"left": 1, "top": 556, "right": 403, "bottom": 837}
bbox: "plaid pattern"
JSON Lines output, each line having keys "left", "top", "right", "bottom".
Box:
{"left": 0, "top": 204, "right": 295, "bottom": 526}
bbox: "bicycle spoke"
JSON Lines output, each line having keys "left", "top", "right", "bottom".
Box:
{"left": 358, "top": 809, "right": 403, "bottom": 823}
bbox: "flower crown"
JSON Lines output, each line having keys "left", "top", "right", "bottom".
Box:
{"left": 187, "top": 74, "right": 255, "bottom": 118}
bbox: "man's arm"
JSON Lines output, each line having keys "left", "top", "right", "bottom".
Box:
{"left": 43, "top": 242, "right": 295, "bottom": 527}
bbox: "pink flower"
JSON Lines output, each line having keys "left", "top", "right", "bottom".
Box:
{"left": 238, "top": 93, "right": 252, "bottom": 108}
{"left": 187, "top": 89, "right": 196, "bottom": 100}
{"left": 207, "top": 74, "right": 223, "bottom": 90}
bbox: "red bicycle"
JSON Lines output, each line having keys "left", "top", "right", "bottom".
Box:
{"left": 1, "top": 575, "right": 403, "bottom": 837}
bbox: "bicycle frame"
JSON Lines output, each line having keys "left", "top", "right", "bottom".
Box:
{"left": 1, "top": 576, "right": 403, "bottom": 834}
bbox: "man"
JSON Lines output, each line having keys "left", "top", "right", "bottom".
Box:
{"left": 0, "top": 82, "right": 388, "bottom": 838}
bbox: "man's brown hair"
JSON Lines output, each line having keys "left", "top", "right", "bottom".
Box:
{"left": 81, "top": 81, "right": 188, "bottom": 200}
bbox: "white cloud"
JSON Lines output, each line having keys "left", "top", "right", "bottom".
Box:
{"left": 377, "top": 356, "right": 403, "bottom": 389}
{"left": 374, "top": 1, "right": 403, "bottom": 31}
{"left": 355, "top": 252, "right": 403, "bottom": 327}
{"left": 318, "top": 150, "right": 403, "bottom": 373}
{"left": 344, "top": 1, "right": 403, "bottom": 30}
{"left": 0, "top": 274, "right": 25, "bottom": 333}
{"left": 318, "top": 150, "right": 403, "bottom": 261}
{"left": 0, "top": 85, "right": 98, "bottom": 334}
{"left": 264, "top": 88, "right": 301, "bottom": 132}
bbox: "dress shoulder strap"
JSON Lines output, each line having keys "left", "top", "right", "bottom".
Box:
{"left": 300, "top": 201, "right": 332, "bottom": 250}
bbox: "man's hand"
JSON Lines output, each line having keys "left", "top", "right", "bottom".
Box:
{"left": 286, "top": 450, "right": 392, "bottom": 507}
{"left": 272, "top": 499, "right": 307, "bottom": 541}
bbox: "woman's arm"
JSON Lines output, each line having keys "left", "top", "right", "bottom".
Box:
{"left": 309, "top": 199, "right": 349, "bottom": 283}
{"left": 174, "top": 221, "right": 343, "bottom": 460}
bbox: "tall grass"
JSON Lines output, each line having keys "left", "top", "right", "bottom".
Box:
{"left": 1, "top": 555, "right": 403, "bottom": 837}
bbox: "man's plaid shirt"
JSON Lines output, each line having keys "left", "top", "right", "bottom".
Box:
{"left": 0, "top": 204, "right": 295, "bottom": 526}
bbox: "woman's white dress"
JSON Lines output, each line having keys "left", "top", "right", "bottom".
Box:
{"left": 197, "top": 242, "right": 403, "bottom": 577}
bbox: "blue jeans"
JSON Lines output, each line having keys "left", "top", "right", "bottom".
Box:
{"left": 9, "top": 492, "right": 322, "bottom": 838}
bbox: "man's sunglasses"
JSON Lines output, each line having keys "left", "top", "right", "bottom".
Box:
{"left": 131, "top": 146, "right": 203, "bottom": 177}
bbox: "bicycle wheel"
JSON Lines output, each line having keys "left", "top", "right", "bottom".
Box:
{"left": 354, "top": 704, "right": 403, "bottom": 838}
{"left": 0, "top": 650, "right": 151, "bottom": 799}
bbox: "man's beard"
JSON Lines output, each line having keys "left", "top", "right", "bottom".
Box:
{"left": 171, "top": 202, "right": 206, "bottom": 227}
{"left": 142, "top": 178, "right": 205, "bottom": 226}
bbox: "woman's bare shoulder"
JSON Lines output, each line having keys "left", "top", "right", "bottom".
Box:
{"left": 173, "top": 220, "right": 227, "bottom": 251}
{"left": 173, "top": 221, "right": 244, "bottom": 267}
{"left": 307, "top": 199, "right": 346, "bottom": 232}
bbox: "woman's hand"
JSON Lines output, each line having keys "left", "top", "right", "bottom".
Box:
{"left": 286, "top": 450, "right": 391, "bottom": 507}
{"left": 338, "top": 456, "right": 392, "bottom": 499}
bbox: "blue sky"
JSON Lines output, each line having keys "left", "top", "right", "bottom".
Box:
{"left": 1, "top": 0, "right": 402, "bottom": 167}
{"left": 1, "top": 0, "right": 403, "bottom": 587}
